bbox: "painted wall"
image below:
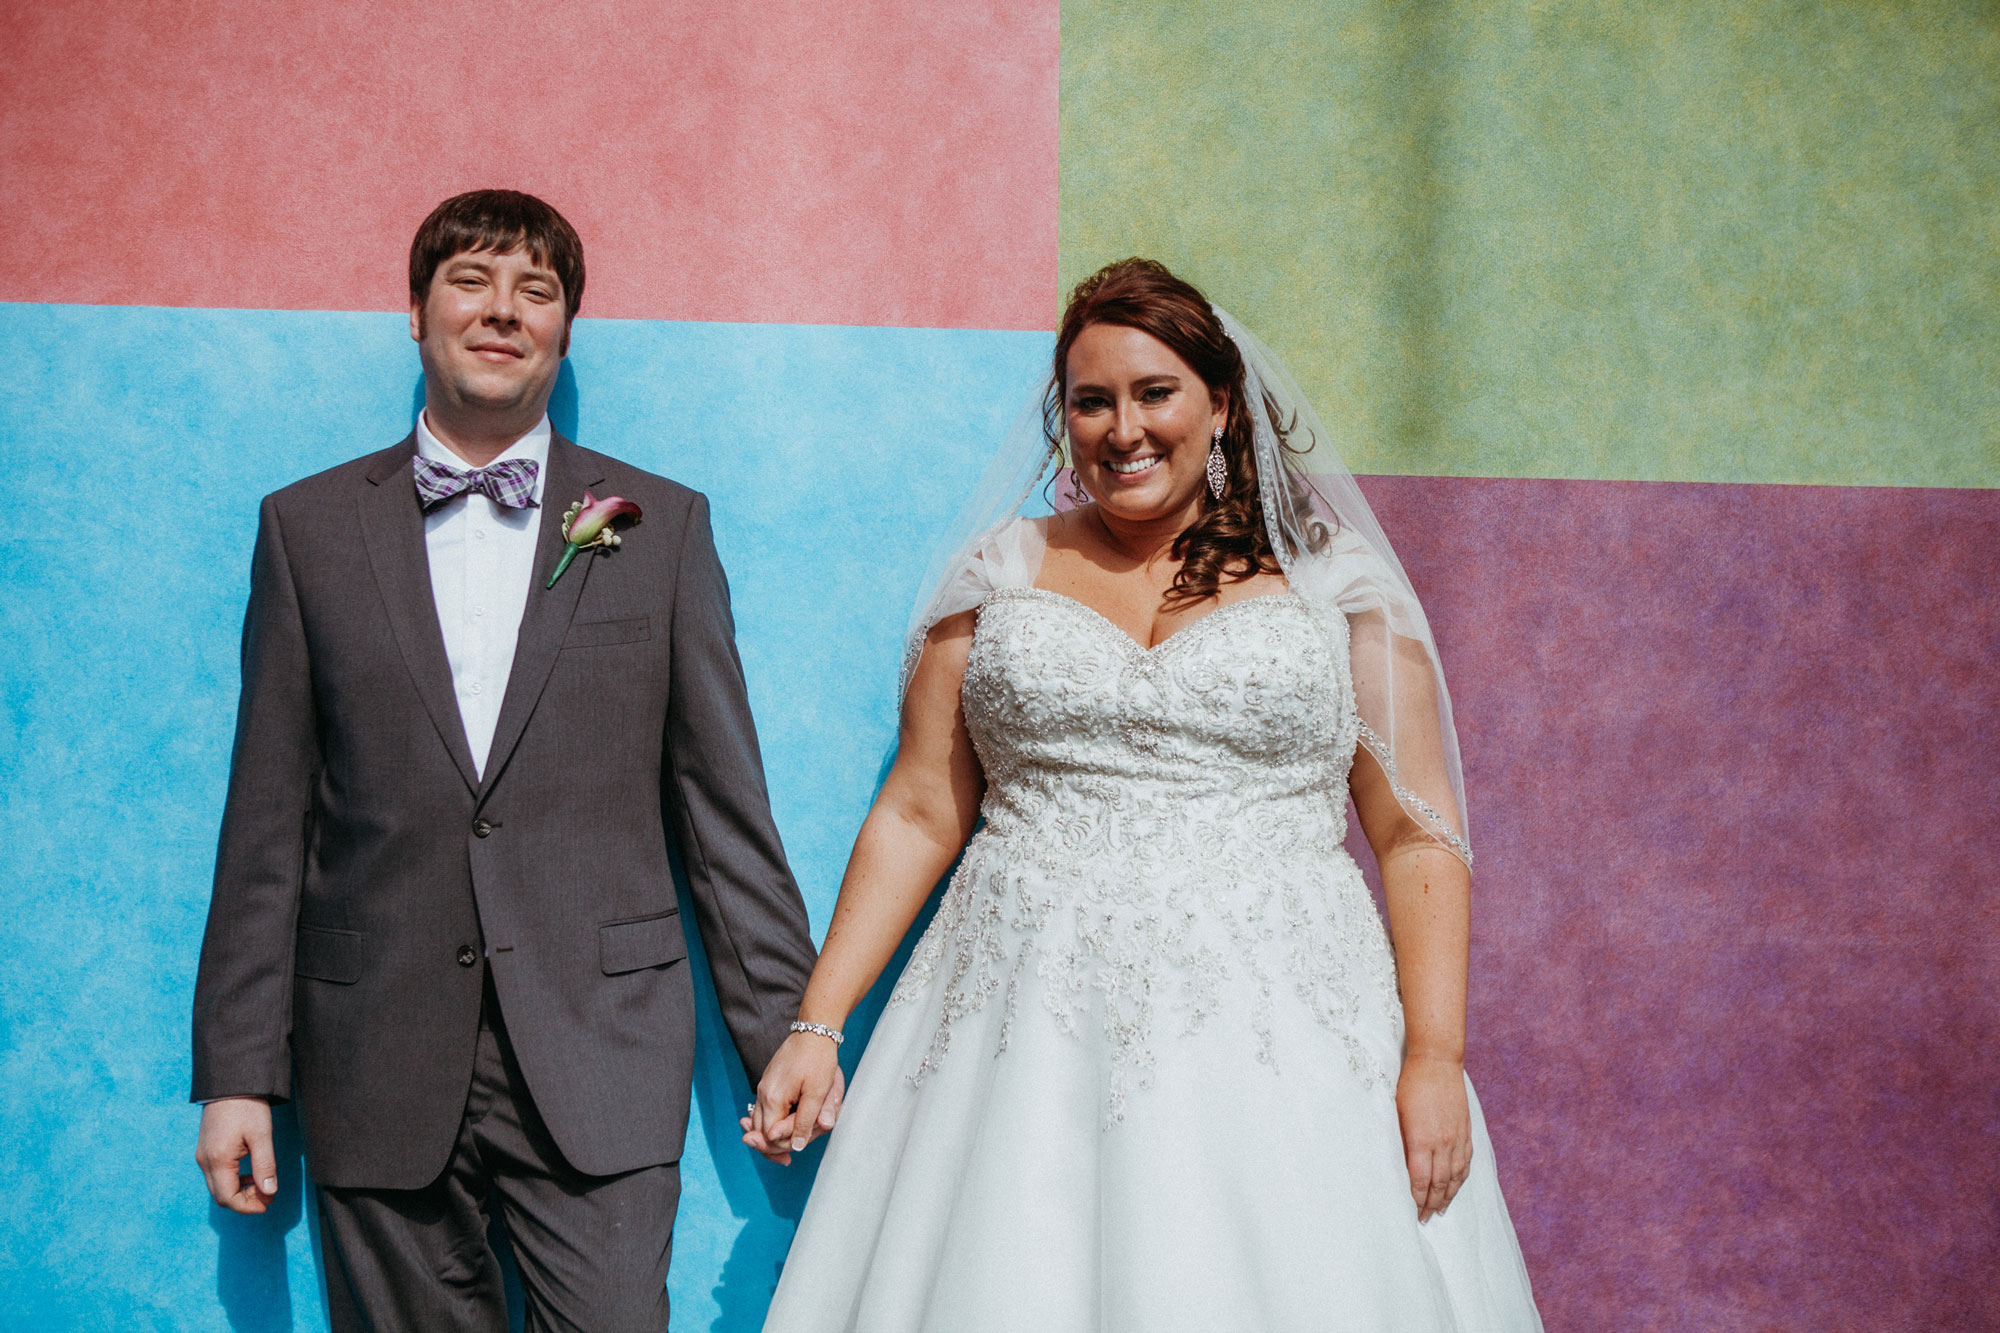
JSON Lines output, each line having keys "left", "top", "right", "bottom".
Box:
{"left": 0, "top": 2, "right": 1056, "bottom": 1328}
{"left": 0, "top": 307, "right": 1048, "bottom": 1329}
{"left": 1062, "top": 0, "right": 1999, "bottom": 487}
{"left": 2, "top": 0, "right": 1995, "bottom": 1329}
{"left": 1, "top": 0, "right": 1056, "bottom": 329}
{"left": 1063, "top": 1, "right": 1999, "bottom": 1327}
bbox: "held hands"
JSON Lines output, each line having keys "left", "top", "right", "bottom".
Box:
{"left": 1397, "top": 1053, "right": 1473, "bottom": 1223}
{"left": 195, "top": 1097, "right": 279, "bottom": 1214}
{"left": 742, "top": 1029, "right": 846, "bottom": 1165}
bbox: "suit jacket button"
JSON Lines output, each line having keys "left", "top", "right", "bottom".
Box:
{"left": 472, "top": 818, "right": 492, "bottom": 838}
{"left": 457, "top": 945, "right": 478, "bottom": 967}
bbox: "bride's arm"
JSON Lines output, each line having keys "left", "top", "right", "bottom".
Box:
{"left": 1350, "top": 750, "right": 1474, "bottom": 1222}
{"left": 744, "top": 610, "right": 986, "bottom": 1163}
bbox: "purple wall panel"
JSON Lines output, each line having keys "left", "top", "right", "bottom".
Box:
{"left": 1353, "top": 475, "right": 2000, "bottom": 1329}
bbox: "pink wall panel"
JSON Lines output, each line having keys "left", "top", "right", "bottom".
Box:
{"left": 0, "top": 0, "right": 1056, "bottom": 329}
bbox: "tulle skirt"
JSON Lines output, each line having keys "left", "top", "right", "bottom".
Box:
{"left": 763, "top": 836, "right": 1543, "bottom": 1332}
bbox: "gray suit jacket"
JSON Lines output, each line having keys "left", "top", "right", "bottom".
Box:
{"left": 191, "top": 433, "right": 817, "bottom": 1189}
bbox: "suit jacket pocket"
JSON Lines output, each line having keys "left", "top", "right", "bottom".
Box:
{"left": 296, "top": 926, "right": 363, "bottom": 984}
{"left": 563, "top": 616, "right": 652, "bottom": 650}
{"left": 600, "top": 910, "right": 688, "bottom": 975}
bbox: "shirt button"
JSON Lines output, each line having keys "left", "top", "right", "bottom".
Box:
{"left": 457, "top": 945, "right": 478, "bottom": 967}
{"left": 474, "top": 529, "right": 486, "bottom": 541}
{"left": 470, "top": 682, "right": 483, "bottom": 695}
{"left": 472, "top": 818, "right": 492, "bottom": 838}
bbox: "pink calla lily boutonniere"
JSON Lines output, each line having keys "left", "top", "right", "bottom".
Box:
{"left": 546, "top": 491, "right": 642, "bottom": 588}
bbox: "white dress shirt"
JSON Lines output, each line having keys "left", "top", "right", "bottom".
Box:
{"left": 415, "top": 411, "right": 552, "bottom": 778}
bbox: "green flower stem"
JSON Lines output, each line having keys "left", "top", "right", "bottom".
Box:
{"left": 546, "top": 541, "right": 583, "bottom": 589}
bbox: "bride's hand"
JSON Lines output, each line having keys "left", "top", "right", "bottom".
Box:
{"left": 742, "top": 1031, "right": 845, "bottom": 1165}
{"left": 1396, "top": 1052, "right": 1472, "bottom": 1222}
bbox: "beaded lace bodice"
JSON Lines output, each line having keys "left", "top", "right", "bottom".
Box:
{"left": 964, "top": 589, "right": 1356, "bottom": 814}
{"left": 890, "top": 587, "right": 1405, "bottom": 1124}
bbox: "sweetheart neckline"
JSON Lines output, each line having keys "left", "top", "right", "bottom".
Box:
{"left": 987, "top": 585, "right": 1306, "bottom": 656}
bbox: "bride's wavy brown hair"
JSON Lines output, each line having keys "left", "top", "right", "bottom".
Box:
{"left": 1048, "top": 258, "right": 1284, "bottom": 606}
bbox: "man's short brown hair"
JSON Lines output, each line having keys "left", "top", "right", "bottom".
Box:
{"left": 409, "top": 190, "right": 585, "bottom": 325}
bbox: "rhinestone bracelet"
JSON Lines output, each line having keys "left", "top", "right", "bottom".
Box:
{"left": 790, "top": 1020, "right": 844, "bottom": 1046}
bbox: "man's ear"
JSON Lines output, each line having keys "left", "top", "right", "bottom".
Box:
{"left": 410, "top": 302, "right": 424, "bottom": 343}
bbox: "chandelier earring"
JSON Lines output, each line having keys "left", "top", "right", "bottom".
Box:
{"left": 1067, "top": 454, "right": 1091, "bottom": 506}
{"left": 1206, "top": 426, "right": 1227, "bottom": 500}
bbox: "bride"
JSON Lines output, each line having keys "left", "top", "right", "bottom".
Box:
{"left": 748, "top": 258, "right": 1542, "bottom": 1331}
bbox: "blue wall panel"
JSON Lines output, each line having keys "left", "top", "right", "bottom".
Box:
{"left": 0, "top": 302, "right": 1051, "bottom": 1330}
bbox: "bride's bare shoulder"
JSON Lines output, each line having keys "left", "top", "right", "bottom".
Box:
{"left": 1033, "top": 508, "right": 1090, "bottom": 565}
{"left": 1037, "top": 508, "right": 1078, "bottom": 542}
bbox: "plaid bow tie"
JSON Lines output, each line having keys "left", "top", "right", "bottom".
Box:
{"left": 412, "top": 456, "right": 541, "bottom": 512}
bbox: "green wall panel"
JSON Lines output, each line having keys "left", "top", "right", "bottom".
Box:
{"left": 1060, "top": 0, "right": 1999, "bottom": 487}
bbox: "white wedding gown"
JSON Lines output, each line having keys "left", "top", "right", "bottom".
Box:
{"left": 766, "top": 584, "right": 1542, "bottom": 1331}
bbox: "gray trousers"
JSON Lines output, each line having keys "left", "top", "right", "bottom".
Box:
{"left": 316, "top": 973, "right": 680, "bottom": 1332}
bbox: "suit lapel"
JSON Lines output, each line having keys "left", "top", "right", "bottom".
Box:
{"left": 477, "top": 434, "right": 603, "bottom": 806}
{"left": 358, "top": 437, "right": 481, "bottom": 794}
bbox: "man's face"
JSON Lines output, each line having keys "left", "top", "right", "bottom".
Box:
{"left": 410, "top": 246, "right": 568, "bottom": 419}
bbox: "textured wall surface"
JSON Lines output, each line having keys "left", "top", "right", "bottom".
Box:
{"left": 0, "top": 305, "right": 1048, "bottom": 1328}
{"left": 4, "top": 0, "right": 1997, "bottom": 1329}
{"left": 1361, "top": 475, "right": 2000, "bottom": 1329}
{"left": 1063, "top": 1, "right": 2000, "bottom": 1327}
{"left": 0, "top": 1, "right": 1057, "bottom": 1327}
{"left": 0, "top": 0, "right": 1056, "bottom": 329}
{"left": 1061, "top": 0, "right": 2000, "bottom": 486}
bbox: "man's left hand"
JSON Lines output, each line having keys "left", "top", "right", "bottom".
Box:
{"left": 741, "top": 1032, "right": 846, "bottom": 1165}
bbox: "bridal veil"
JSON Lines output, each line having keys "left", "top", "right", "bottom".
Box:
{"left": 901, "top": 305, "right": 1473, "bottom": 867}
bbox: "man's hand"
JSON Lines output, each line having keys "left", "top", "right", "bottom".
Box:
{"left": 741, "top": 1031, "right": 845, "bottom": 1165}
{"left": 196, "top": 1097, "right": 278, "bottom": 1214}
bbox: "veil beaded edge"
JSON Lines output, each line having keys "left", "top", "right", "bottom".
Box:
{"left": 899, "top": 307, "right": 1473, "bottom": 868}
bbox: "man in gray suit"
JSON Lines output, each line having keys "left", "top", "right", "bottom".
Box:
{"left": 191, "top": 190, "right": 822, "bottom": 1330}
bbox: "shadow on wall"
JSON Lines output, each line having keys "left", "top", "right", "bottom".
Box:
{"left": 208, "top": 1102, "right": 311, "bottom": 1332}
{"left": 687, "top": 742, "right": 956, "bottom": 1328}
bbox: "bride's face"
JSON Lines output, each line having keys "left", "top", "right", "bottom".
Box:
{"left": 1064, "top": 323, "right": 1227, "bottom": 526}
